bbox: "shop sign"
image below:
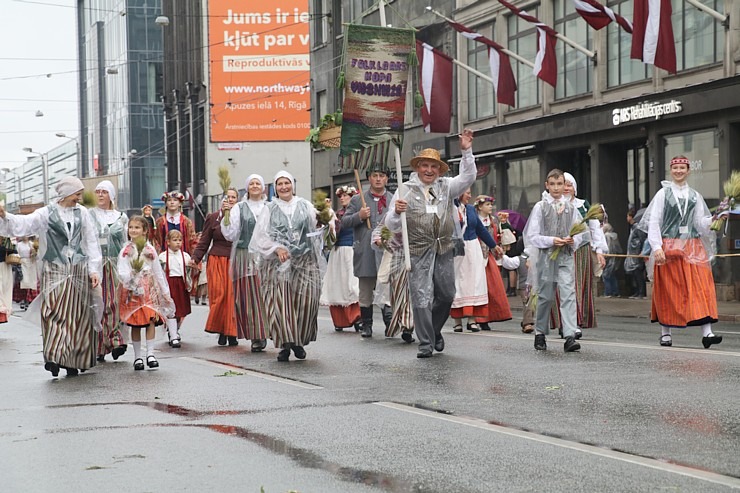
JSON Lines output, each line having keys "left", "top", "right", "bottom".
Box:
{"left": 612, "top": 100, "right": 682, "bottom": 126}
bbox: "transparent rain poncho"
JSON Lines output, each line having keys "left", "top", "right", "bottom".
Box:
{"left": 117, "top": 240, "right": 175, "bottom": 324}
{"left": 638, "top": 181, "right": 716, "bottom": 278}
{"left": 0, "top": 204, "right": 104, "bottom": 332}
{"left": 222, "top": 198, "right": 266, "bottom": 281}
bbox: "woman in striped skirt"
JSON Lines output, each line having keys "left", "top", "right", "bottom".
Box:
{"left": 641, "top": 156, "right": 720, "bottom": 349}
{"left": 89, "top": 180, "right": 128, "bottom": 362}
{"left": 221, "top": 174, "right": 268, "bottom": 352}
{"left": 0, "top": 177, "right": 102, "bottom": 377}
{"left": 375, "top": 225, "right": 414, "bottom": 342}
{"left": 192, "top": 188, "right": 237, "bottom": 346}
{"left": 250, "top": 171, "right": 323, "bottom": 362}
{"left": 549, "top": 173, "right": 607, "bottom": 337}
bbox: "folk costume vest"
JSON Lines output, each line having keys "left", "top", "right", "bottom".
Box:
{"left": 235, "top": 202, "right": 257, "bottom": 250}
{"left": 404, "top": 178, "right": 456, "bottom": 257}
{"left": 91, "top": 210, "right": 126, "bottom": 258}
{"left": 662, "top": 187, "right": 699, "bottom": 239}
{"left": 540, "top": 199, "right": 576, "bottom": 257}
{"left": 43, "top": 205, "right": 87, "bottom": 265}
{"left": 267, "top": 200, "right": 313, "bottom": 258}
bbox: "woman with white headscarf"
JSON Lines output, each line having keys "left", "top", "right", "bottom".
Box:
{"left": 90, "top": 180, "right": 128, "bottom": 362}
{"left": 249, "top": 171, "right": 325, "bottom": 362}
{"left": 0, "top": 177, "right": 102, "bottom": 377}
{"left": 550, "top": 173, "right": 607, "bottom": 336}
{"left": 221, "top": 174, "right": 268, "bottom": 352}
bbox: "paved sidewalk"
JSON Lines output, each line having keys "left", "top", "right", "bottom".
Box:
{"left": 508, "top": 293, "right": 740, "bottom": 323}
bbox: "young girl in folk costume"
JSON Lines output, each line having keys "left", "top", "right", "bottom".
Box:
{"left": 16, "top": 236, "right": 39, "bottom": 310}
{"left": 450, "top": 189, "right": 501, "bottom": 333}
{"left": 640, "top": 155, "right": 721, "bottom": 349}
{"left": 221, "top": 174, "right": 269, "bottom": 352}
{"left": 319, "top": 185, "right": 362, "bottom": 332}
{"left": 158, "top": 230, "right": 192, "bottom": 348}
{"left": 473, "top": 195, "right": 512, "bottom": 331}
{"left": 155, "top": 191, "right": 197, "bottom": 254}
{"left": 118, "top": 216, "right": 174, "bottom": 370}
{"left": 0, "top": 177, "right": 103, "bottom": 377}
{"left": 90, "top": 180, "right": 129, "bottom": 362}
{"left": 192, "top": 188, "right": 237, "bottom": 346}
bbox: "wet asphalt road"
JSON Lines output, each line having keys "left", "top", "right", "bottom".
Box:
{"left": 1, "top": 303, "right": 739, "bottom": 493}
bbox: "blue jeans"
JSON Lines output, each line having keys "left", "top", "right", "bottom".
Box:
{"left": 602, "top": 274, "right": 619, "bottom": 297}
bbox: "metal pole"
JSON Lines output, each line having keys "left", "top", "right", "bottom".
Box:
{"left": 42, "top": 154, "right": 49, "bottom": 203}
{"left": 684, "top": 0, "right": 728, "bottom": 23}
{"left": 378, "top": 0, "right": 386, "bottom": 26}
{"left": 394, "top": 145, "right": 411, "bottom": 271}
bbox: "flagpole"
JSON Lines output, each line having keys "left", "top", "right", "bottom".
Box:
{"left": 378, "top": 0, "right": 412, "bottom": 271}
{"left": 554, "top": 33, "right": 595, "bottom": 59}
{"left": 427, "top": 8, "right": 534, "bottom": 68}
{"left": 684, "top": 0, "right": 728, "bottom": 24}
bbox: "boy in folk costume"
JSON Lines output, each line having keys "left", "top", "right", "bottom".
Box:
{"left": 523, "top": 169, "right": 585, "bottom": 353}
{"left": 639, "top": 155, "right": 721, "bottom": 349}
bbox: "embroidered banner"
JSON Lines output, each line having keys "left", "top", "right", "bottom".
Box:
{"left": 340, "top": 24, "right": 415, "bottom": 170}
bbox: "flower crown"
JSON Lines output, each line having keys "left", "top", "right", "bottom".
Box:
{"left": 335, "top": 185, "right": 358, "bottom": 197}
{"left": 161, "top": 191, "right": 185, "bottom": 202}
{"left": 473, "top": 195, "right": 495, "bottom": 208}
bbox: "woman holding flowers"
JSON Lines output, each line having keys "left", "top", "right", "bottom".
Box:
{"left": 319, "top": 185, "right": 361, "bottom": 332}
{"left": 640, "top": 156, "right": 720, "bottom": 349}
{"left": 89, "top": 180, "right": 129, "bottom": 362}
{"left": 0, "top": 177, "right": 102, "bottom": 377}
{"left": 118, "top": 216, "right": 174, "bottom": 370}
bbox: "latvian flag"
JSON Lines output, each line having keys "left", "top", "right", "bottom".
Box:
{"left": 631, "top": 0, "right": 676, "bottom": 73}
{"left": 447, "top": 22, "right": 517, "bottom": 106}
{"left": 498, "top": 0, "right": 558, "bottom": 87}
{"left": 416, "top": 41, "right": 453, "bottom": 133}
{"left": 573, "top": 0, "right": 633, "bottom": 32}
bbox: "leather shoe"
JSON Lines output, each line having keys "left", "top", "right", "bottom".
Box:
{"left": 111, "top": 345, "right": 127, "bottom": 360}
{"left": 574, "top": 330, "right": 582, "bottom": 340}
{"left": 466, "top": 323, "right": 481, "bottom": 333}
{"left": 401, "top": 331, "right": 415, "bottom": 343}
{"left": 65, "top": 367, "right": 79, "bottom": 377}
{"left": 702, "top": 334, "right": 722, "bottom": 349}
{"left": 564, "top": 336, "right": 581, "bottom": 352}
{"left": 361, "top": 324, "right": 372, "bottom": 338}
{"left": 660, "top": 335, "right": 672, "bottom": 347}
{"left": 534, "top": 334, "right": 547, "bottom": 351}
{"left": 434, "top": 335, "right": 445, "bottom": 352}
{"left": 133, "top": 358, "right": 145, "bottom": 371}
{"left": 292, "top": 346, "right": 306, "bottom": 359}
{"left": 417, "top": 350, "right": 433, "bottom": 358}
{"left": 479, "top": 323, "right": 491, "bottom": 331}
{"left": 45, "top": 361, "right": 60, "bottom": 377}
{"left": 277, "top": 348, "right": 291, "bottom": 362}
{"left": 218, "top": 334, "right": 227, "bottom": 346}
{"left": 228, "top": 336, "right": 239, "bottom": 346}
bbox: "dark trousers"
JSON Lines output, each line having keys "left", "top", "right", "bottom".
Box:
{"left": 409, "top": 250, "right": 455, "bottom": 353}
{"left": 628, "top": 266, "right": 646, "bottom": 297}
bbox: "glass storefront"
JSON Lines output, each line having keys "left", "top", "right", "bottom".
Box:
{"left": 506, "top": 157, "right": 540, "bottom": 218}
{"left": 663, "top": 129, "right": 720, "bottom": 208}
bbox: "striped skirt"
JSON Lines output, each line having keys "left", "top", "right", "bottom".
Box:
{"left": 260, "top": 253, "right": 320, "bottom": 348}
{"left": 475, "top": 252, "right": 512, "bottom": 323}
{"left": 203, "top": 255, "right": 236, "bottom": 336}
{"left": 233, "top": 249, "right": 266, "bottom": 340}
{"left": 40, "top": 262, "right": 96, "bottom": 370}
{"left": 386, "top": 251, "right": 413, "bottom": 337}
{"left": 651, "top": 238, "right": 718, "bottom": 327}
{"left": 549, "top": 244, "right": 596, "bottom": 329}
{"left": 96, "top": 260, "right": 125, "bottom": 356}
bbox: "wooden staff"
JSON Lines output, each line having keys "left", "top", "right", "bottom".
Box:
{"left": 354, "top": 169, "right": 372, "bottom": 229}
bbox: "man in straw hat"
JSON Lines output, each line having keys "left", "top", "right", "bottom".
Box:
{"left": 341, "top": 162, "right": 394, "bottom": 339}
{"left": 385, "top": 129, "right": 477, "bottom": 358}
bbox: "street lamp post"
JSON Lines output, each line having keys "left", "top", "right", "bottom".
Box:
{"left": 22, "top": 147, "right": 49, "bottom": 203}
{"left": 55, "top": 133, "right": 81, "bottom": 177}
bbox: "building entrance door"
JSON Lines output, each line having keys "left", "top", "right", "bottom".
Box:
{"left": 626, "top": 144, "right": 650, "bottom": 212}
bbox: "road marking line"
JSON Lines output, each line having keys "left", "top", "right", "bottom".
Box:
{"left": 374, "top": 402, "right": 740, "bottom": 489}
{"left": 179, "top": 357, "right": 323, "bottom": 390}
{"left": 454, "top": 332, "right": 740, "bottom": 357}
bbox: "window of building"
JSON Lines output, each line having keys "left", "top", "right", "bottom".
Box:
{"left": 626, "top": 145, "right": 649, "bottom": 211}
{"left": 553, "top": 0, "right": 593, "bottom": 98}
{"left": 316, "top": 90, "right": 327, "bottom": 126}
{"left": 663, "top": 129, "right": 720, "bottom": 207}
{"left": 672, "top": 0, "right": 724, "bottom": 71}
{"left": 466, "top": 24, "right": 495, "bottom": 120}
{"left": 607, "top": 0, "right": 651, "bottom": 87}
{"left": 313, "top": 0, "right": 330, "bottom": 46}
{"left": 507, "top": 6, "right": 541, "bottom": 108}
{"left": 506, "top": 156, "right": 541, "bottom": 216}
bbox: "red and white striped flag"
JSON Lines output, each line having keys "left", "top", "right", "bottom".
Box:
{"left": 631, "top": 0, "right": 676, "bottom": 73}
{"left": 416, "top": 41, "right": 454, "bottom": 133}
{"left": 573, "top": 0, "right": 633, "bottom": 32}
{"left": 447, "top": 21, "right": 517, "bottom": 106}
{"left": 497, "top": 0, "right": 558, "bottom": 87}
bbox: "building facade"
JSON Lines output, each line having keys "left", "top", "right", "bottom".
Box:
{"left": 310, "top": 0, "right": 740, "bottom": 298}
{"left": 77, "top": 0, "right": 166, "bottom": 214}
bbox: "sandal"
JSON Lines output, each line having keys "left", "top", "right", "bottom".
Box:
{"left": 133, "top": 358, "right": 145, "bottom": 371}
{"left": 146, "top": 355, "right": 159, "bottom": 368}
{"left": 660, "top": 335, "right": 672, "bottom": 347}
{"left": 453, "top": 324, "right": 463, "bottom": 333}
{"left": 466, "top": 323, "right": 481, "bottom": 333}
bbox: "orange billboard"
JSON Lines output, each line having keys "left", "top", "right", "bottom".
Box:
{"left": 208, "top": 0, "right": 311, "bottom": 142}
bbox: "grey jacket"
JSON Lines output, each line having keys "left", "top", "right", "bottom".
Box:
{"left": 341, "top": 189, "right": 393, "bottom": 278}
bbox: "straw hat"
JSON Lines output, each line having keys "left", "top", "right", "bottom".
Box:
{"left": 410, "top": 148, "right": 449, "bottom": 175}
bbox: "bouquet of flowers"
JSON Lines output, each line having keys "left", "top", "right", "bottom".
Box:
{"left": 129, "top": 236, "right": 149, "bottom": 273}
{"left": 710, "top": 170, "right": 740, "bottom": 232}
{"left": 379, "top": 225, "right": 394, "bottom": 252}
{"left": 550, "top": 203, "right": 605, "bottom": 260}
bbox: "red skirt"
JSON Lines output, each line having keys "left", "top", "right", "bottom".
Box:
{"left": 476, "top": 252, "right": 512, "bottom": 323}
{"left": 329, "top": 302, "right": 361, "bottom": 328}
{"left": 651, "top": 239, "right": 718, "bottom": 327}
{"left": 204, "top": 255, "right": 236, "bottom": 336}
{"left": 167, "top": 276, "right": 192, "bottom": 319}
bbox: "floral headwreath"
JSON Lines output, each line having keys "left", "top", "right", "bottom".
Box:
{"left": 335, "top": 185, "right": 358, "bottom": 197}
{"left": 161, "top": 191, "right": 185, "bottom": 202}
{"left": 473, "top": 195, "right": 495, "bottom": 208}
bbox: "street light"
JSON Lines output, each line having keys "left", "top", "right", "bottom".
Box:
{"left": 55, "top": 132, "right": 81, "bottom": 177}
{"left": 22, "top": 147, "right": 49, "bottom": 203}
